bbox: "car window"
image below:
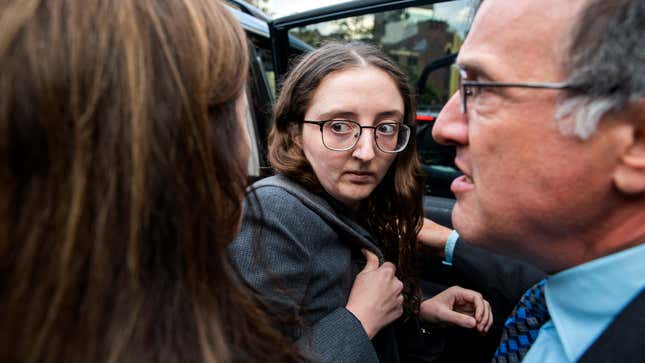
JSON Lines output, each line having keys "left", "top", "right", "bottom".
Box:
{"left": 287, "top": 0, "right": 471, "bottom": 197}
{"left": 289, "top": 2, "right": 468, "bottom": 106}
{"left": 241, "top": 89, "right": 261, "bottom": 177}
{"left": 240, "top": 24, "right": 276, "bottom": 98}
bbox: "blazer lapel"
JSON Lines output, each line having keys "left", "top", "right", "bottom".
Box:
{"left": 578, "top": 287, "right": 645, "bottom": 362}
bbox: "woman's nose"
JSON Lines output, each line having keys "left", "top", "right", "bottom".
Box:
{"left": 351, "top": 128, "right": 376, "bottom": 161}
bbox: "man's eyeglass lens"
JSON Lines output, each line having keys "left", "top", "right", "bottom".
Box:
{"left": 455, "top": 65, "right": 573, "bottom": 113}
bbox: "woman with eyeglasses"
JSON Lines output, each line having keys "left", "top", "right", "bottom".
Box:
{"left": 229, "top": 41, "right": 492, "bottom": 362}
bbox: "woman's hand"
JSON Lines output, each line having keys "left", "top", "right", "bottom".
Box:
{"left": 417, "top": 217, "right": 453, "bottom": 257}
{"left": 346, "top": 249, "right": 404, "bottom": 339}
{"left": 419, "top": 286, "right": 493, "bottom": 333}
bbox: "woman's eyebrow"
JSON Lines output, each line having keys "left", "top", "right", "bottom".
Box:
{"left": 377, "top": 110, "right": 404, "bottom": 120}
{"left": 317, "top": 110, "right": 357, "bottom": 120}
{"left": 315, "top": 109, "right": 403, "bottom": 121}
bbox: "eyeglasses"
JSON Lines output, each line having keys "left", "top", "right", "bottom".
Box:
{"left": 302, "top": 119, "right": 411, "bottom": 153}
{"left": 455, "top": 65, "right": 576, "bottom": 113}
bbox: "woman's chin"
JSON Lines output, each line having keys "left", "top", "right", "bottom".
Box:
{"left": 333, "top": 186, "right": 375, "bottom": 209}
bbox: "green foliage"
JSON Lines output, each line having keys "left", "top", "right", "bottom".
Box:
{"left": 290, "top": 15, "right": 375, "bottom": 48}
{"left": 245, "top": 0, "right": 271, "bottom": 15}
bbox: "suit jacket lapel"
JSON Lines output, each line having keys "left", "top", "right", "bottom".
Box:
{"left": 578, "top": 287, "right": 645, "bottom": 362}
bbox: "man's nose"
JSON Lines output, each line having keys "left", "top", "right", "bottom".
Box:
{"left": 352, "top": 128, "right": 376, "bottom": 161}
{"left": 433, "top": 91, "right": 469, "bottom": 146}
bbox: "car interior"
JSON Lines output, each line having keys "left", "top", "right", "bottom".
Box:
{"left": 226, "top": 1, "right": 535, "bottom": 361}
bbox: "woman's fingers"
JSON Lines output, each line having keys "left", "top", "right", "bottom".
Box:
{"left": 471, "top": 291, "right": 485, "bottom": 322}
{"left": 396, "top": 292, "right": 404, "bottom": 305}
{"left": 449, "top": 286, "right": 485, "bottom": 321}
{"left": 346, "top": 254, "right": 404, "bottom": 338}
{"left": 436, "top": 305, "right": 477, "bottom": 328}
{"left": 460, "top": 290, "right": 493, "bottom": 333}
{"left": 360, "top": 248, "right": 380, "bottom": 272}
{"left": 456, "top": 288, "right": 493, "bottom": 333}
{"left": 394, "top": 279, "right": 404, "bottom": 295}
{"left": 420, "top": 286, "right": 493, "bottom": 333}
{"left": 479, "top": 300, "right": 493, "bottom": 333}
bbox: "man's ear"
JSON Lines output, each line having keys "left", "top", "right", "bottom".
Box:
{"left": 289, "top": 123, "right": 302, "bottom": 148}
{"left": 613, "top": 103, "right": 645, "bottom": 195}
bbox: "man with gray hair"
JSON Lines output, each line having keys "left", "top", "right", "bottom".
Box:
{"left": 432, "top": 0, "right": 645, "bottom": 361}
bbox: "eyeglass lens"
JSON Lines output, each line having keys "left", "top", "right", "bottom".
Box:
{"left": 321, "top": 120, "right": 410, "bottom": 152}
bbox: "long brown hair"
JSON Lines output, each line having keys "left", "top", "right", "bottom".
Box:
{"left": 0, "top": 0, "right": 301, "bottom": 362}
{"left": 268, "top": 41, "right": 425, "bottom": 315}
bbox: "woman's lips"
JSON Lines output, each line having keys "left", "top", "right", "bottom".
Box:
{"left": 344, "top": 171, "right": 375, "bottom": 183}
{"left": 451, "top": 174, "right": 474, "bottom": 194}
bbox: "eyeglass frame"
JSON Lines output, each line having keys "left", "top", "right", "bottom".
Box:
{"left": 301, "top": 119, "right": 411, "bottom": 153}
{"left": 455, "top": 65, "right": 577, "bottom": 113}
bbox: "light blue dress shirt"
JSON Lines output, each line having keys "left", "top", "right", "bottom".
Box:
{"left": 523, "top": 243, "right": 645, "bottom": 363}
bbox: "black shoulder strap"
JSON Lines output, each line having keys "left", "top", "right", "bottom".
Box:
{"left": 252, "top": 175, "right": 384, "bottom": 260}
{"left": 578, "top": 287, "right": 645, "bottom": 363}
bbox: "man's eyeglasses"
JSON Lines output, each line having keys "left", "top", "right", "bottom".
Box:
{"left": 302, "top": 119, "right": 410, "bottom": 153}
{"left": 455, "top": 65, "right": 576, "bottom": 113}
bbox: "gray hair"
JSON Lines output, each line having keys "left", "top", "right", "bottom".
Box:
{"left": 556, "top": 0, "right": 645, "bottom": 138}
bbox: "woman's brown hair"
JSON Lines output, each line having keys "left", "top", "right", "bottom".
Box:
{"left": 268, "top": 41, "right": 425, "bottom": 315}
{"left": 0, "top": 0, "right": 301, "bottom": 362}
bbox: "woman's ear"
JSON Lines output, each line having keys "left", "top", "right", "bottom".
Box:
{"left": 613, "top": 104, "right": 645, "bottom": 195}
{"left": 289, "top": 123, "right": 302, "bottom": 148}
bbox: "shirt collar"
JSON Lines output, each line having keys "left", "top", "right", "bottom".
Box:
{"left": 545, "top": 243, "right": 645, "bottom": 362}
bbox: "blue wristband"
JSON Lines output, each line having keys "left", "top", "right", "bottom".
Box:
{"left": 442, "top": 230, "right": 460, "bottom": 266}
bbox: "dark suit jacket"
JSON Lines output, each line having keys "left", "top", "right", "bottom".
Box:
{"left": 578, "top": 286, "right": 645, "bottom": 362}
{"left": 450, "top": 240, "right": 645, "bottom": 362}
{"left": 434, "top": 240, "right": 546, "bottom": 362}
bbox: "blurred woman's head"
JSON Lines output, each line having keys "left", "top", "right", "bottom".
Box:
{"left": 0, "top": 0, "right": 298, "bottom": 362}
{"left": 268, "top": 41, "right": 425, "bottom": 314}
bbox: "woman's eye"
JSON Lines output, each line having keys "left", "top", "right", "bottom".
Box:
{"left": 376, "top": 123, "right": 398, "bottom": 135}
{"left": 329, "top": 121, "right": 353, "bottom": 134}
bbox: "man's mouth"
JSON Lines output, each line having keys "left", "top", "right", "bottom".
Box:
{"left": 451, "top": 174, "right": 474, "bottom": 193}
{"left": 452, "top": 158, "right": 474, "bottom": 193}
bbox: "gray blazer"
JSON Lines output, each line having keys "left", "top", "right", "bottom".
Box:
{"left": 229, "top": 175, "right": 398, "bottom": 362}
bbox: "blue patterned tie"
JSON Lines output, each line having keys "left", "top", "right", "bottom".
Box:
{"left": 492, "top": 279, "right": 549, "bottom": 363}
